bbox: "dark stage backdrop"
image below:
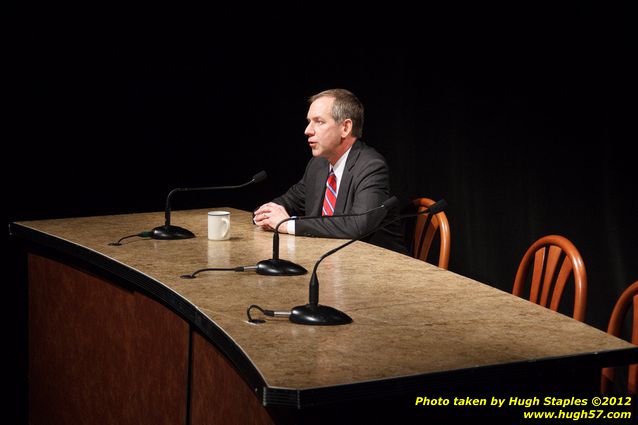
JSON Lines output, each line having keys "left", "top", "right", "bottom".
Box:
{"left": 6, "top": 5, "right": 635, "bottom": 423}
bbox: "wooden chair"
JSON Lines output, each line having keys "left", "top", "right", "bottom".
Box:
{"left": 411, "top": 197, "right": 451, "bottom": 269}
{"left": 601, "top": 280, "right": 638, "bottom": 395}
{"left": 512, "top": 235, "right": 587, "bottom": 322}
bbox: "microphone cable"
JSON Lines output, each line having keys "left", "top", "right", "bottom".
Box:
{"left": 247, "top": 305, "right": 291, "bottom": 324}
{"left": 180, "top": 265, "right": 257, "bottom": 279}
{"left": 108, "top": 231, "right": 153, "bottom": 246}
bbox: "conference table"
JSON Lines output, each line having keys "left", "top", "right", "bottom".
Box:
{"left": 11, "top": 208, "right": 638, "bottom": 424}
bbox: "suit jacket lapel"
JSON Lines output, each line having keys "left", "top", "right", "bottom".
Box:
{"left": 334, "top": 140, "right": 362, "bottom": 214}
{"left": 309, "top": 161, "right": 330, "bottom": 215}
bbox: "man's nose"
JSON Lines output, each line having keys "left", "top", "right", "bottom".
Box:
{"left": 304, "top": 123, "right": 314, "bottom": 136}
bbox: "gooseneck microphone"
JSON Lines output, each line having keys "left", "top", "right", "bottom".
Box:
{"left": 246, "top": 198, "right": 447, "bottom": 326}
{"left": 291, "top": 198, "right": 445, "bottom": 325}
{"left": 256, "top": 197, "right": 399, "bottom": 276}
{"left": 151, "top": 171, "right": 267, "bottom": 240}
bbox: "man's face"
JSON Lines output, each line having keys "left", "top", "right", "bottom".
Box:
{"left": 304, "top": 96, "right": 345, "bottom": 163}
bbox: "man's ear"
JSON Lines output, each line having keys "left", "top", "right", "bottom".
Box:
{"left": 340, "top": 119, "right": 353, "bottom": 137}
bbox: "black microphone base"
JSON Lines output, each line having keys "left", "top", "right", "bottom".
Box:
{"left": 151, "top": 225, "right": 195, "bottom": 240}
{"left": 256, "top": 259, "right": 307, "bottom": 276}
{"left": 289, "top": 303, "right": 353, "bottom": 325}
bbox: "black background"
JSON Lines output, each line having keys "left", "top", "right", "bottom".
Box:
{"left": 6, "top": 4, "right": 636, "bottom": 423}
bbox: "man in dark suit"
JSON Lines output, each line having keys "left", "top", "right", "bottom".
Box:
{"left": 254, "top": 89, "right": 406, "bottom": 254}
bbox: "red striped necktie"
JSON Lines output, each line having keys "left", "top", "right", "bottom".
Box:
{"left": 322, "top": 170, "right": 337, "bottom": 216}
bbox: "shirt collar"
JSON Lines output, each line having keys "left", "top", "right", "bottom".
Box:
{"left": 331, "top": 146, "right": 351, "bottom": 185}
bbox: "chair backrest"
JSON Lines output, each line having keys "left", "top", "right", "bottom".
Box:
{"left": 601, "top": 280, "right": 638, "bottom": 395}
{"left": 512, "top": 235, "right": 587, "bottom": 322}
{"left": 411, "top": 198, "right": 451, "bottom": 269}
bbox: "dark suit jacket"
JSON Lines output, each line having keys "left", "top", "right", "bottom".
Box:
{"left": 273, "top": 140, "right": 407, "bottom": 254}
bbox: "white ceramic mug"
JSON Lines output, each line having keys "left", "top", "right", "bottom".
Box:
{"left": 207, "top": 211, "right": 230, "bottom": 240}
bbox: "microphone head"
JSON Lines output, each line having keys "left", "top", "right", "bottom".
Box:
{"left": 252, "top": 170, "right": 267, "bottom": 183}
{"left": 382, "top": 196, "right": 399, "bottom": 210}
{"left": 428, "top": 199, "right": 448, "bottom": 215}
